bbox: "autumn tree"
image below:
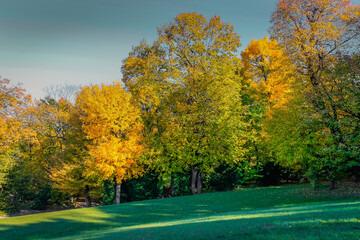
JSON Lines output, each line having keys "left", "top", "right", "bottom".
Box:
{"left": 241, "top": 37, "right": 295, "bottom": 116}
{"left": 270, "top": 0, "right": 360, "bottom": 124}
{"left": 241, "top": 37, "right": 299, "bottom": 184}
{"left": 0, "top": 77, "right": 33, "bottom": 203}
{"left": 5, "top": 97, "right": 76, "bottom": 209}
{"left": 50, "top": 105, "right": 103, "bottom": 207}
{"left": 76, "top": 82, "right": 144, "bottom": 204}
{"left": 123, "top": 13, "right": 256, "bottom": 194}
{"left": 270, "top": 0, "right": 360, "bottom": 188}
{"left": 25, "top": 97, "right": 101, "bottom": 207}
{"left": 123, "top": 40, "right": 196, "bottom": 196}
{"left": 0, "top": 77, "right": 33, "bottom": 149}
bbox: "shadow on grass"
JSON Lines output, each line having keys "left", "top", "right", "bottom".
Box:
{"left": 1, "top": 200, "right": 359, "bottom": 240}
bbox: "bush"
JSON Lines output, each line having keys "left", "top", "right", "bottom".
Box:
{"left": 32, "top": 185, "right": 52, "bottom": 210}
{"left": 205, "top": 164, "right": 242, "bottom": 191}
{"left": 102, "top": 180, "right": 115, "bottom": 205}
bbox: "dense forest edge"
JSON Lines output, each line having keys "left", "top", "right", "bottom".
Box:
{"left": 1, "top": 0, "right": 360, "bottom": 215}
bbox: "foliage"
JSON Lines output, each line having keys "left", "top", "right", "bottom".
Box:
{"left": 241, "top": 37, "right": 295, "bottom": 116}
{"left": 76, "top": 82, "right": 144, "bottom": 184}
{"left": 270, "top": 0, "right": 360, "bottom": 184}
{"left": 270, "top": 0, "right": 360, "bottom": 71}
{"left": 123, "top": 13, "right": 258, "bottom": 195}
{"left": 0, "top": 77, "right": 33, "bottom": 189}
{"left": 102, "top": 180, "right": 115, "bottom": 205}
{"left": 50, "top": 103, "right": 103, "bottom": 203}
{"left": 240, "top": 37, "right": 298, "bottom": 185}
{"left": 156, "top": 12, "right": 252, "bottom": 172}
{"left": 2, "top": 4, "right": 360, "bottom": 212}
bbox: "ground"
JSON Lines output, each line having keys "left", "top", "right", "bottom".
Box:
{"left": 0, "top": 182, "right": 359, "bottom": 239}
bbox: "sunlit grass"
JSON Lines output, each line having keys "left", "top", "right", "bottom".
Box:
{"left": 1, "top": 183, "right": 360, "bottom": 239}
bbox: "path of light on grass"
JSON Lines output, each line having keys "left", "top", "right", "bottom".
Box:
{"left": 56, "top": 200, "right": 360, "bottom": 240}
{"left": 0, "top": 207, "right": 116, "bottom": 228}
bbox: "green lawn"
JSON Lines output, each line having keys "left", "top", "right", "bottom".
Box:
{"left": 1, "top": 183, "right": 360, "bottom": 239}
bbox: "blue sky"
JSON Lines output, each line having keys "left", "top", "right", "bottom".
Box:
{"left": 1, "top": 0, "right": 358, "bottom": 99}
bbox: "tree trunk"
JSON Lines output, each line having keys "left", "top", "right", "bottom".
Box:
{"left": 115, "top": 183, "right": 121, "bottom": 204}
{"left": 84, "top": 185, "right": 91, "bottom": 207}
{"left": 162, "top": 175, "right": 175, "bottom": 198}
{"left": 196, "top": 171, "right": 202, "bottom": 194}
{"left": 9, "top": 194, "right": 15, "bottom": 204}
{"left": 354, "top": 173, "right": 360, "bottom": 183}
{"left": 170, "top": 175, "right": 175, "bottom": 196}
{"left": 352, "top": 166, "right": 360, "bottom": 183}
{"left": 191, "top": 167, "right": 198, "bottom": 195}
{"left": 162, "top": 186, "right": 168, "bottom": 198}
{"left": 329, "top": 179, "right": 335, "bottom": 190}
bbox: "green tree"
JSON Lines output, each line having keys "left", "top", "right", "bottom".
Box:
{"left": 270, "top": 0, "right": 360, "bottom": 188}
{"left": 123, "top": 13, "right": 257, "bottom": 194}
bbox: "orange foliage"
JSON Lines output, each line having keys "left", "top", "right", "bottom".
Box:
{"left": 0, "top": 77, "right": 33, "bottom": 148}
{"left": 241, "top": 37, "right": 296, "bottom": 116}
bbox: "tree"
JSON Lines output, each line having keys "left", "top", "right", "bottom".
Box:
{"left": 122, "top": 41, "right": 179, "bottom": 197}
{"left": 0, "top": 77, "right": 33, "bottom": 150}
{"left": 123, "top": 13, "right": 256, "bottom": 194}
{"left": 43, "top": 84, "right": 79, "bottom": 103}
{"left": 241, "top": 37, "right": 295, "bottom": 116}
{"left": 49, "top": 100, "right": 103, "bottom": 207}
{"left": 324, "top": 52, "right": 360, "bottom": 182}
{"left": 270, "top": 0, "right": 360, "bottom": 188}
{"left": 0, "top": 77, "right": 33, "bottom": 203}
{"left": 76, "top": 82, "right": 144, "bottom": 204}
{"left": 5, "top": 97, "right": 76, "bottom": 210}
{"left": 241, "top": 37, "right": 298, "bottom": 184}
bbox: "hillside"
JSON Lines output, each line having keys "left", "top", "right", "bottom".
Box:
{"left": 1, "top": 183, "right": 360, "bottom": 240}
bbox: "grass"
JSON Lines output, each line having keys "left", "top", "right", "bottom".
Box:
{"left": 0, "top": 182, "right": 359, "bottom": 239}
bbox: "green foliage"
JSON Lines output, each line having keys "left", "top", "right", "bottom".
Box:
{"left": 205, "top": 164, "right": 242, "bottom": 191}
{"left": 205, "top": 161, "right": 261, "bottom": 191}
{"left": 128, "top": 171, "right": 161, "bottom": 200}
{"left": 102, "top": 180, "right": 115, "bottom": 205}
{"left": 32, "top": 185, "right": 52, "bottom": 210}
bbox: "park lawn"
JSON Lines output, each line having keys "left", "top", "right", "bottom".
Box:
{"left": 0, "top": 183, "right": 359, "bottom": 240}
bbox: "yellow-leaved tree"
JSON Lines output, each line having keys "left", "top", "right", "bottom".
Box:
{"left": 0, "top": 77, "right": 33, "bottom": 189}
{"left": 76, "top": 82, "right": 143, "bottom": 204}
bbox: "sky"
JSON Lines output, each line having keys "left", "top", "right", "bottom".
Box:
{"left": 1, "top": 0, "right": 359, "bottom": 100}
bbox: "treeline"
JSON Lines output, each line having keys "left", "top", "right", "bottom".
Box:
{"left": 1, "top": 0, "right": 360, "bottom": 213}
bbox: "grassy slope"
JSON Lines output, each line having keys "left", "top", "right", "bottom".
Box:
{"left": 0, "top": 183, "right": 359, "bottom": 240}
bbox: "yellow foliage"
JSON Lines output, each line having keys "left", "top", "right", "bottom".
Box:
{"left": 76, "top": 81, "right": 144, "bottom": 183}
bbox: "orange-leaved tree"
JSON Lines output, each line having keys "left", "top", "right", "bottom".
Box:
{"left": 241, "top": 36, "right": 296, "bottom": 117}
{"left": 241, "top": 37, "right": 299, "bottom": 179}
{"left": 76, "top": 81, "right": 144, "bottom": 204}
